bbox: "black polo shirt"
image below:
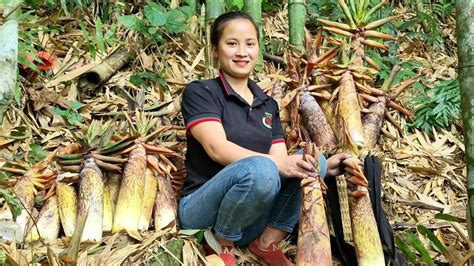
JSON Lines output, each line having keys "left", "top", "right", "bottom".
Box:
{"left": 180, "top": 70, "right": 284, "bottom": 196}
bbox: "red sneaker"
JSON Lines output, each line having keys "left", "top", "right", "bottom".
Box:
{"left": 219, "top": 246, "right": 236, "bottom": 266}
{"left": 249, "top": 238, "right": 294, "bottom": 266}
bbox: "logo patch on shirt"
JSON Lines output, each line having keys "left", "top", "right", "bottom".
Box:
{"left": 262, "top": 112, "right": 272, "bottom": 129}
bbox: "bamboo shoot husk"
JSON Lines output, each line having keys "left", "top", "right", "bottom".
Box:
{"left": 79, "top": 158, "right": 104, "bottom": 242}
{"left": 154, "top": 172, "right": 177, "bottom": 231}
{"left": 296, "top": 177, "right": 332, "bottom": 265}
{"left": 57, "top": 180, "right": 77, "bottom": 238}
{"left": 362, "top": 97, "right": 386, "bottom": 149}
{"left": 138, "top": 155, "right": 159, "bottom": 231}
{"left": 338, "top": 71, "right": 365, "bottom": 150}
{"left": 112, "top": 143, "right": 146, "bottom": 234}
{"left": 300, "top": 91, "right": 337, "bottom": 149}
{"left": 106, "top": 172, "right": 121, "bottom": 216}
{"left": 26, "top": 195, "right": 60, "bottom": 242}
{"left": 102, "top": 183, "right": 113, "bottom": 232}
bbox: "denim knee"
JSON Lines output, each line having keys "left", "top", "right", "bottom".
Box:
{"left": 240, "top": 156, "right": 280, "bottom": 201}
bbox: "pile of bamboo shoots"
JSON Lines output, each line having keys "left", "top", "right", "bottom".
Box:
{"left": 0, "top": 121, "right": 183, "bottom": 244}
{"left": 283, "top": 0, "right": 419, "bottom": 265}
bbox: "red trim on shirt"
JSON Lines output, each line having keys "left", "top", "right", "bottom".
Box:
{"left": 186, "top": 117, "right": 222, "bottom": 130}
{"left": 218, "top": 70, "right": 231, "bottom": 96}
{"left": 272, "top": 139, "right": 285, "bottom": 145}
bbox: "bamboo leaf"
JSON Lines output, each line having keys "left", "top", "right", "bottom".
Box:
{"left": 417, "top": 225, "right": 448, "bottom": 255}
{"left": 394, "top": 235, "right": 417, "bottom": 263}
{"left": 95, "top": 17, "right": 105, "bottom": 54}
{"left": 405, "top": 231, "right": 435, "bottom": 266}
{"left": 204, "top": 229, "right": 221, "bottom": 254}
{"left": 29, "top": 143, "right": 48, "bottom": 162}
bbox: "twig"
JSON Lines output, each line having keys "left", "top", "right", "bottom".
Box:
{"left": 263, "top": 52, "right": 286, "bottom": 67}
{"left": 384, "top": 110, "right": 403, "bottom": 135}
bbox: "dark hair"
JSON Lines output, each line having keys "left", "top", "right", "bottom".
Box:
{"left": 210, "top": 11, "right": 259, "bottom": 47}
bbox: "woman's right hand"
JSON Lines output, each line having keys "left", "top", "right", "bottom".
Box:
{"left": 274, "top": 154, "right": 319, "bottom": 179}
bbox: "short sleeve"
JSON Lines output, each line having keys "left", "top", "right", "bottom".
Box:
{"left": 181, "top": 81, "right": 222, "bottom": 130}
{"left": 270, "top": 100, "right": 284, "bottom": 144}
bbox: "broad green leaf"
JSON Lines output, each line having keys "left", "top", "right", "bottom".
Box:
{"left": 145, "top": 3, "right": 166, "bottom": 27}
{"left": 165, "top": 9, "right": 188, "bottom": 34}
{"left": 29, "top": 144, "right": 48, "bottom": 162}
{"left": 119, "top": 15, "right": 142, "bottom": 31}
{"left": 179, "top": 6, "right": 194, "bottom": 18}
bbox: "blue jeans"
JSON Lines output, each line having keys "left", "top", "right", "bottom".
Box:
{"left": 178, "top": 156, "right": 302, "bottom": 247}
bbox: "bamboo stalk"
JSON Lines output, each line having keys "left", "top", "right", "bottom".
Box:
{"left": 205, "top": 0, "right": 224, "bottom": 77}
{"left": 77, "top": 45, "right": 134, "bottom": 93}
{"left": 244, "top": 0, "right": 264, "bottom": 71}
{"left": 0, "top": 19, "right": 18, "bottom": 123}
{"left": 456, "top": 0, "right": 474, "bottom": 240}
{"left": 289, "top": 0, "right": 306, "bottom": 53}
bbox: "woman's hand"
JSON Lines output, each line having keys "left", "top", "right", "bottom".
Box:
{"left": 274, "top": 154, "right": 319, "bottom": 179}
{"left": 326, "top": 153, "right": 352, "bottom": 177}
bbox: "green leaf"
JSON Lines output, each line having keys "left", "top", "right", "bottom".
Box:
{"left": 435, "top": 213, "right": 462, "bottom": 222}
{"left": 67, "top": 112, "right": 84, "bottom": 125}
{"left": 395, "top": 235, "right": 417, "bottom": 263}
{"left": 95, "top": 17, "right": 105, "bottom": 54}
{"left": 179, "top": 229, "right": 202, "bottom": 235}
{"left": 51, "top": 107, "right": 70, "bottom": 117}
{"left": 69, "top": 100, "right": 85, "bottom": 111}
{"left": 405, "top": 231, "right": 434, "bottom": 266}
{"left": 145, "top": 3, "right": 167, "bottom": 27}
{"left": 417, "top": 225, "right": 448, "bottom": 255}
{"left": 119, "top": 15, "right": 142, "bottom": 31}
{"left": 29, "top": 144, "right": 48, "bottom": 162}
{"left": 204, "top": 229, "right": 221, "bottom": 254}
{"left": 165, "top": 9, "right": 188, "bottom": 34}
{"left": 179, "top": 6, "right": 194, "bottom": 18}
{"left": 0, "top": 188, "right": 22, "bottom": 222}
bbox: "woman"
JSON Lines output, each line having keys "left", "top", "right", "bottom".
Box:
{"left": 179, "top": 11, "right": 350, "bottom": 266}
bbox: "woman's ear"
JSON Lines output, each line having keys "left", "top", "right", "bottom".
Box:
{"left": 211, "top": 46, "right": 218, "bottom": 60}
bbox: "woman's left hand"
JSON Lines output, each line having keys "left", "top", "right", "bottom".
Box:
{"left": 326, "top": 153, "right": 353, "bottom": 177}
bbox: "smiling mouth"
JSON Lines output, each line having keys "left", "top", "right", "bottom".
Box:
{"left": 233, "top": 60, "right": 249, "bottom": 66}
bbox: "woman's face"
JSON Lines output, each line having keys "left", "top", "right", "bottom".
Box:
{"left": 213, "top": 19, "right": 259, "bottom": 80}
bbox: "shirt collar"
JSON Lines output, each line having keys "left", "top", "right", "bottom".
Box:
{"left": 218, "top": 69, "right": 269, "bottom": 102}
